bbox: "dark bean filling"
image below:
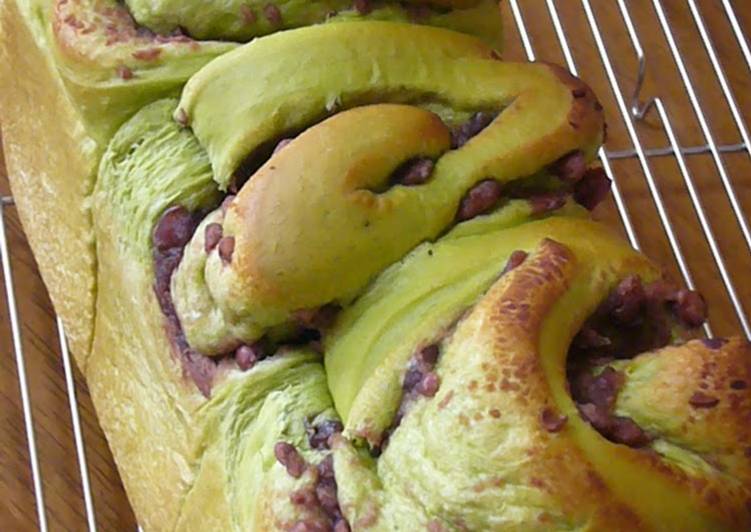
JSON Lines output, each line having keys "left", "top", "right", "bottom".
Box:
{"left": 702, "top": 337, "right": 728, "bottom": 350}
{"left": 572, "top": 88, "right": 587, "bottom": 98}
{"left": 573, "top": 168, "right": 611, "bottom": 211}
{"left": 151, "top": 105, "right": 611, "bottom": 394}
{"left": 153, "top": 205, "right": 197, "bottom": 251}
{"left": 502, "top": 250, "right": 529, "bottom": 275}
{"left": 456, "top": 180, "right": 504, "bottom": 221}
{"left": 673, "top": 289, "right": 707, "bottom": 329}
{"left": 275, "top": 441, "right": 307, "bottom": 478}
{"left": 264, "top": 4, "right": 283, "bottom": 26}
{"left": 455, "top": 157, "right": 610, "bottom": 223}
{"left": 153, "top": 205, "right": 348, "bottom": 392}
{"left": 132, "top": 47, "right": 161, "bottom": 61}
{"left": 376, "top": 250, "right": 539, "bottom": 454}
{"left": 204, "top": 223, "right": 223, "bottom": 253}
{"left": 307, "top": 419, "right": 344, "bottom": 450}
{"left": 353, "top": 0, "right": 373, "bottom": 15}
{"left": 607, "top": 274, "right": 645, "bottom": 325}
{"left": 529, "top": 192, "right": 567, "bottom": 215}
{"left": 280, "top": 448, "right": 351, "bottom": 531}
{"left": 239, "top": 5, "right": 257, "bottom": 24}
{"left": 235, "top": 340, "right": 269, "bottom": 371}
{"left": 540, "top": 408, "right": 568, "bottom": 433}
{"left": 59, "top": 0, "right": 197, "bottom": 60}
{"left": 293, "top": 304, "right": 342, "bottom": 351}
{"left": 567, "top": 275, "right": 708, "bottom": 448}
{"left": 314, "top": 456, "right": 346, "bottom": 523}
{"left": 152, "top": 206, "right": 217, "bottom": 397}
{"left": 552, "top": 150, "right": 587, "bottom": 183}
{"left": 450, "top": 112, "right": 498, "bottom": 149}
{"left": 217, "top": 236, "right": 235, "bottom": 263}
{"left": 402, "top": 345, "right": 441, "bottom": 400}
{"left": 117, "top": 65, "right": 134, "bottom": 80}
{"left": 290, "top": 487, "right": 317, "bottom": 508}
{"left": 571, "top": 367, "right": 651, "bottom": 447}
{"left": 418, "top": 372, "right": 441, "bottom": 396}
{"left": 374, "top": 344, "right": 441, "bottom": 455}
{"left": 689, "top": 391, "right": 720, "bottom": 409}
{"left": 152, "top": 207, "right": 283, "bottom": 394}
{"left": 391, "top": 157, "right": 435, "bottom": 186}
{"left": 272, "top": 138, "right": 294, "bottom": 155}
{"left": 570, "top": 275, "right": 706, "bottom": 360}
{"left": 526, "top": 163, "right": 610, "bottom": 214}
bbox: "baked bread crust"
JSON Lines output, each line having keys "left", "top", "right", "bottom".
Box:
{"left": 0, "top": 0, "right": 233, "bottom": 365}
{"left": 1, "top": 0, "right": 98, "bottom": 363}
{"left": 3, "top": 2, "right": 750, "bottom": 531}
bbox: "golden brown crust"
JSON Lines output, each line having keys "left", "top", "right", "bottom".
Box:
{"left": 613, "top": 338, "right": 751, "bottom": 525}
{"left": 439, "top": 238, "right": 750, "bottom": 529}
{"left": 180, "top": 44, "right": 605, "bottom": 350}
{"left": 48, "top": 0, "right": 234, "bottom": 144}
{"left": 467, "top": 239, "right": 647, "bottom": 529}
{"left": 539, "top": 61, "right": 605, "bottom": 132}
{"left": 0, "top": 0, "right": 97, "bottom": 365}
{"left": 52, "top": 0, "right": 206, "bottom": 72}
{"left": 0, "top": 4, "right": 209, "bottom": 527}
{"left": 230, "top": 105, "right": 452, "bottom": 309}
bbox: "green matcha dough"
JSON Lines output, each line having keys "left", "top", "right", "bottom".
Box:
{"left": 124, "top": 0, "right": 503, "bottom": 47}
{"left": 95, "top": 100, "right": 342, "bottom": 530}
{"left": 96, "top": 98, "right": 219, "bottom": 260}
{"left": 327, "top": 214, "right": 660, "bottom": 531}
{"left": 176, "top": 350, "right": 340, "bottom": 531}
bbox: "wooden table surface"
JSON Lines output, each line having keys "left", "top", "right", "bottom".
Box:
{"left": 1, "top": 1, "right": 750, "bottom": 530}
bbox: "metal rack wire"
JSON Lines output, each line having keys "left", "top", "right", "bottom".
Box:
{"left": 1, "top": 1, "right": 750, "bottom": 529}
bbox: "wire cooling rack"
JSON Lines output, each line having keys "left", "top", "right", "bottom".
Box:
{"left": 2, "top": 1, "right": 750, "bottom": 530}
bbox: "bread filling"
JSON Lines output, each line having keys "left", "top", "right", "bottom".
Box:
{"left": 144, "top": 92, "right": 607, "bottom": 399}
{"left": 152, "top": 203, "right": 347, "bottom": 395}
{"left": 567, "top": 275, "right": 708, "bottom": 448}
{"left": 152, "top": 205, "right": 219, "bottom": 395}
{"left": 376, "top": 248, "right": 534, "bottom": 454}
{"left": 170, "top": 133, "right": 608, "bottom": 366}
{"left": 275, "top": 444, "right": 350, "bottom": 531}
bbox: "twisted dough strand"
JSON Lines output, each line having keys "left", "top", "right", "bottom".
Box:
{"left": 172, "top": 22, "right": 603, "bottom": 353}
{"left": 331, "top": 227, "right": 749, "bottom": 530}
{"left": 82, "top": 15, "right": 751, "bottom": 532}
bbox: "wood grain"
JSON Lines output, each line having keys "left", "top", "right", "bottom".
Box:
{"left": 1, "top": 1, "right": 750, "bottom": 530}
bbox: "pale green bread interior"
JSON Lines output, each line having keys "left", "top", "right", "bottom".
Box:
{"left": 95, "top": 95, "right": 598, "bottom": 529}
{"left": 95, "top": 94, "right": 733, "bottom": 531}
{"left": 179, "top": 351, "right": 338, "bottom": 531}
{"left": 4, "top": 0, "right": 737, "bottom": 520}
{"left": 178, "top": 20, "right": 542, "bottom": 191}
{"left": 44, "top": 0, "right": 503, "bottom": 150}
{"left": 11, "top": 0, "right": 504, "bottom": 365}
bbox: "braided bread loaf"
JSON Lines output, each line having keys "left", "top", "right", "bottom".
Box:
{"left": 2, "top": 1, "right": 750, "bottom": 530}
